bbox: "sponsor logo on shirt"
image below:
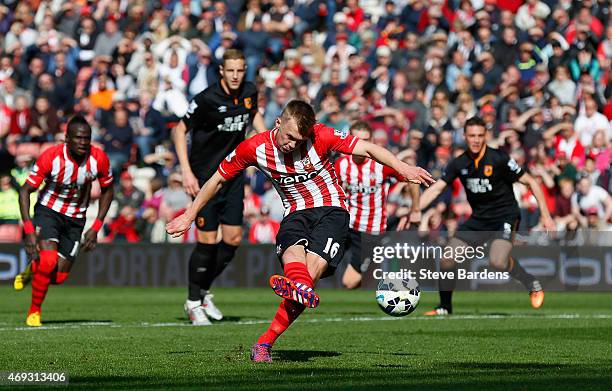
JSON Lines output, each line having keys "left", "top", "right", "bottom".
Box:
{"left": 278, "top": 171, "right": 319, "bottom": 185}
{"left": 466, "top": 178, "right": 492, "bottom": 193}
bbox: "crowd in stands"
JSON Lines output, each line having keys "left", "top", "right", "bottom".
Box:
{"left": 0, "top": 0, "right": 610, "bottom": 245}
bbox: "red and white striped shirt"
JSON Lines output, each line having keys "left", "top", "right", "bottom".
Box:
{"left": 335, "top": 156, "right": 399, "bottom": 234}
{"left": 26, "top": 144, "right": 113, "bottom": 219}
{"left": 218, "top": 124, "right": 359, "bottom": 216}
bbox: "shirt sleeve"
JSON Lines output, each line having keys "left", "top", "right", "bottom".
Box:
{"left": 97, "top": 151, "right": 114, "bottom": 188}
{"left": 500, "top": 151, "right": 525, "bottom": 183}
{"left": 181, "top": 94, "right": 204, "bottom": 131}
{"left": 439, "top": 158, "right": 458, "bottom": 184}
{"left": 217, "top": 139, "right": 256, "bottom": 181}
{"left": 317, "top": 124, "right": 359, "bottom": 155}
{"left": 25, "top": 150, "right": 53, "bottom": 189}
{"left": 383, "top": 165, "right": 404, "bottom": 182}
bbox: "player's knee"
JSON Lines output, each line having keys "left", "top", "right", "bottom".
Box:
{"left": 38, "top": 249, "right": 58, "bottom": 275}
{"left": 224, "top": 235, "right": 242, "bottom": 247}
{"left": 197, "top": 230, "right": 217, "bottom": 244}
{"left": 342, "top": 276, "right": 361, "bottom": 289}
{"left": 489, "top": 257, "right": 507, "bottom": 270}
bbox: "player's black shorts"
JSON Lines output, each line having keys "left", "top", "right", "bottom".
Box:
{"left": 454, "top": 213, "right": 520, "bottom": 247}
{"left": 33, "top": 205, "right": 86, "bottom": 262}
{"left": 276, "top": 206, "right": 350, "bottom": 278}
{"left": 196, "top": 176, "right": 244, "bottom": 231}
{"left": 344, "top": 229, "right": 365, "bottom": 273}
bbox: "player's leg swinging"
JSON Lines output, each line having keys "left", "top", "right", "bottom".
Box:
{"left": 26, "top": 239, "right": 75, "bottom": 327}
{"left": 252, "top": 245, "right": 326, "bottom": 363}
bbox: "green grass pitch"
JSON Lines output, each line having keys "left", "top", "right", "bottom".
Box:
{"left": 0, "top": 287, "right": 611, "bottom": 390}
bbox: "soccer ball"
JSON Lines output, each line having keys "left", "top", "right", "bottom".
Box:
{"left": 375, "top": 277, "right": 420, "bottom": 317}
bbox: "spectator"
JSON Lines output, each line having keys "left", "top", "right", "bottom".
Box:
{"left": 572, "top": 176, "right": 612, "bottom": 226}
{"left": 159, "top": 172, "right": 190, "bottom": 223}
{"left": 574, "top": 97, "right": 611, "bottom": 147}
{"left": 0, "top": 174, "right": 20, "bottom": 224}
{"left": 102, "top": 108, "right": 134, "bottom": 176}
{"left": 249, "top": 207, "right": 281, "bottom": 244}
{"left": 94, "top": 19, "right": 122, "bottom": 57}
{"left": 106, "top": 205, "right": 140, "bottom": 243}
{"left": 115, "top": 171, "right": 145, "bottom": 212}
{"left": 132, "top": 90, "right": 166, "bottom": 158}
{"left": 239, "top": 16, "right": 269, "bottom": 82}
{"left": 29, "top": 96, "right": 60, "bottom": 142}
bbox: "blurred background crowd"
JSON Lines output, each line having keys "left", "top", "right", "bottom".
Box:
{"left": 0, "top": 0, "right": 610, "bottom": 245}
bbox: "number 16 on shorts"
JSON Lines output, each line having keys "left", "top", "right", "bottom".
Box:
{"left": 323, "top": 238, "right": 340, "bottom": 258}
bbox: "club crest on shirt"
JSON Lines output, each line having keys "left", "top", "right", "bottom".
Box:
{"left": 299, "top": 157, "right": 315, "bottom": 172}
{"left": 484, "top": 164, "right": 493, "bottom": 177}
{"left": 333, "top": 128, "right": 348, "bottom": 139}
{"left": 244, "top": 97, "right": 253, "bottom": 109}
{"left": 196, "top": 217, "right": 205, "bottom": 228}
{"left": 218, "top": 105, "right": 227, "bottom": 113}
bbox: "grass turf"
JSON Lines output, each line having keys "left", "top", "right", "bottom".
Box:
{"left": 0, "top": 287, "right": 611, "bottom": 390}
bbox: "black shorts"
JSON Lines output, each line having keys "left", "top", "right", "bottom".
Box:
{"left": 195, "top": 176, "right": 244, "bottom": 231}
{"left": 454, "top": 214, "right": 520, "bottom": 247}
{"left": 276, "top": 206, "right": 350, "bottom": 278}
{"left": 33, "top": 205, "right": 86, "bottom": 262}
{"left": 344, "top": 229, "right": 366, "bottom": 273}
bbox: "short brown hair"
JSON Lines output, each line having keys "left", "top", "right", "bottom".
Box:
{"left": 464, "top": 116, "right": 486, "bottom": 131}
{"left": 350, "top": 120, "right": 372, "bottom": 133}
{"left": 222, "top": 49, "right": 245, "bottom": 64}
{"left": 281, "top": 100, "right": 316, "bottom": 137}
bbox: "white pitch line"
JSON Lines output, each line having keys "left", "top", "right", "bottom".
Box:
{"left": 2, "top": 313, "right": 612, "bottom": 332}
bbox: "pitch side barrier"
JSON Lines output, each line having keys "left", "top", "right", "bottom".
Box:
{"left": 0, "top": 233, "right": 611, "bottom": 290}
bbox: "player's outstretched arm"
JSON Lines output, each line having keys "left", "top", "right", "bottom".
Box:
{"left": 518, "top": 173, "right": 555, "bottom": 232}
{"left": 166, "top": 171, "right": 227, "bottom": 237}
{"left": 418, "top": 180, "right": 447, "bottom": 211}
{"left": 82, "top": 184, "right": 114, "bottom": 252}
{"left": 172, "top": 120, "right": 200, "bottom": 196}
{"left": 351, "top": 139, "right": 435, "bottom": 187}
{"left": 18, "top": 183, "right": 38, "bottom": 259}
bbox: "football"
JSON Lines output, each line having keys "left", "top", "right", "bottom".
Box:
{"left": 375, "top": 277, "right": 421, "bottom": 317}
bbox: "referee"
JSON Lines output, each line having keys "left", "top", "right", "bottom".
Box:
{"left": 172, "top": 49, "right": 266, "bottom": 325}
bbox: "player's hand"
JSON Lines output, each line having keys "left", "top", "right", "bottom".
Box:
{"left": 166, "top": 212, "right": 194, "bottom": 238}
{"left": 82, "top": 229, "right": 98, "bottom": 252}
{"left": 24, "top": 233, "right": 39, "bottom": 260}
{"left": 399, "top": 164, "right": 435, "bottom": 187}
{"left": 183, "top": 170, "right": 200, "bottom": 197}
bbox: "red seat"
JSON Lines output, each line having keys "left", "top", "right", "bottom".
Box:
{"left": 0, "top": 224, "right": 22, "bottom": 242}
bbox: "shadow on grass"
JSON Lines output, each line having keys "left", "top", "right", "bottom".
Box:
{"left": 274, "top": 349, "right": 341, "bottom": 362}
{"left": 65, "top": 364, "right": 611, "bottom": 391}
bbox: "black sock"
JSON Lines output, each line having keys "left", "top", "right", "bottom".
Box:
{"left": 508, "top": 256, "right": 535, "bottom": 291}
{"left": 438, "top": 263, "right": 456, "bottom": 313}
{"left": 213, "top": 241, "right": 239, "bottom": 280}
{"left": 439, "top": 291, "right": 453, "bottom": 313}
{"left": 188, "top": 242, "right": 217, "bottom": 301}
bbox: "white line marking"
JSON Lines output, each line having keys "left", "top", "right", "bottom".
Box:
{"left": 3, "top": 314, "right": 612, "bottom": 331}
